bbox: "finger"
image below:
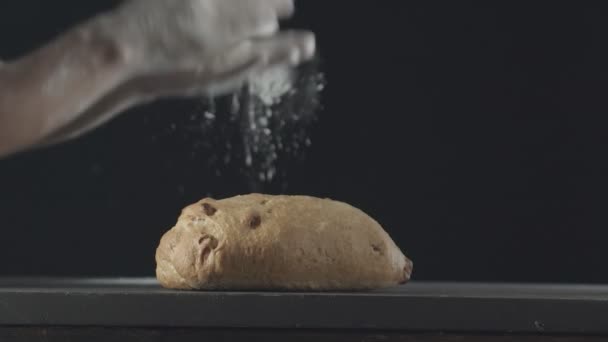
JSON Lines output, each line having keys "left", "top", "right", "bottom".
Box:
{"left": 225, "top": 0, "right": 280, "bottom": 39}
{"left": 250, "top": 30, "right": 316, "bottom": 68}
{"left": 272, "top": 0, "right": 295, "bottom": 19}
{"left": 238, "top": 0, "right": 296, "bottom": 37}
{"left": 158, "top": 57, "right": 261, "bottom": 98}
{"left": 252, "top": 18, "right": 280, "bottom": 38}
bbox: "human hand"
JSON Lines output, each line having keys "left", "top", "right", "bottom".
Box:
{"left": 110, "top": 0, "right": 315, "bottom": 97}
{"left": 38, "top": 0, "right": 316, "bottom": 147}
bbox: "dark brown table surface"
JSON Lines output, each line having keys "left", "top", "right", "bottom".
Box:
{"left": 1, "top": 278, "right": 608, "bottom": 341}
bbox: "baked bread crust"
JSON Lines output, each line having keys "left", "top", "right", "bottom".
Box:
{"left": 156, "top": 194, "right": 413, "bottom": 290}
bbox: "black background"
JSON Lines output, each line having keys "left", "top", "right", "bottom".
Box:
{"left": 1, "top": 1, "right": 608, "bottom": 283}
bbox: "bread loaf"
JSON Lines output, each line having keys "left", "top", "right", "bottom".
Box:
{"left": 155, "top": 194, "right": 413, "bottom": 291}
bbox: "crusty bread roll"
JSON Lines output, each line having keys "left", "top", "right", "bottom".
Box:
{"left": 155, "top": 194, "right": 413, "bottom": 291}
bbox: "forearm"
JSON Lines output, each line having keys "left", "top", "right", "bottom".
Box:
{"left": 40, "top": 75, "right": 156, "bottom": 148}
{"left": 0, "top": 14, "right": 133, "bottom": 158}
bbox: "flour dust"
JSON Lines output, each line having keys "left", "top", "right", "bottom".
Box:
{"left": 150, "top": 59, "right": 325, "bottom": 193}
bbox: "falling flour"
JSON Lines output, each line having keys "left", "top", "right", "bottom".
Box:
{"left": 232, "top": 60, "right": 325, "bottom": 191}
{"left": 149, "top": 58, "right": 325, "bottom": 193}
